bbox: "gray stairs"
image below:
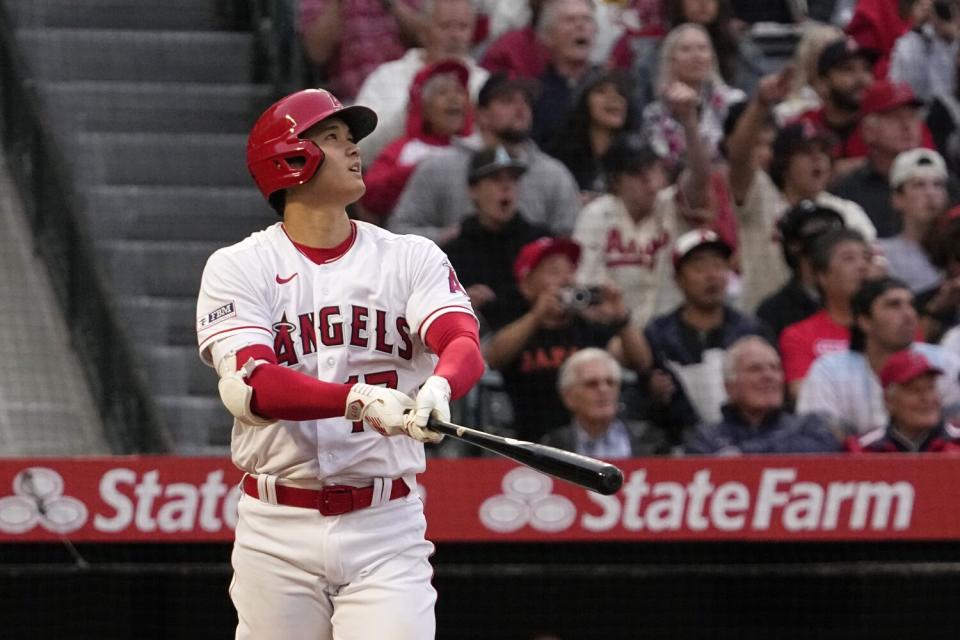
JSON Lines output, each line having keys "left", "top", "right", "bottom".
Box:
{"left": 8, "top": 0, "right": 276, "bottom": 453}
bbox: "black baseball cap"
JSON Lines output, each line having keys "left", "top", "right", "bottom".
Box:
{"left": 773, "top": 121, "right": 836, "bottom": 158}
{"left": 477, "top": 72, "right": 538, "bottom": 107}
{"left": 602, "top": 133, "right": 661, "bottom": 176}
{"left": 817, "top": 38, "right": 879, "bottom": 77}
{"left": 778, "top": 200, "right": 845, "bottom": 245}
{"left": 468, "top": 145, "right": 527, "bottom": 184}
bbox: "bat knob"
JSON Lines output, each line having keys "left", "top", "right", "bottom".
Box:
{"left": 597, "top": 464, "right": 624, "bottom": 495}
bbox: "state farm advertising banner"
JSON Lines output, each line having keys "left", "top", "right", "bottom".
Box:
{"left": 0, "top": 456, "right": 958, "bottom": 543}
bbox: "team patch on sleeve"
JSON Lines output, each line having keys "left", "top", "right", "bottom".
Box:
{"left": 197, "top": 302, "right": 237, "bottom": 330}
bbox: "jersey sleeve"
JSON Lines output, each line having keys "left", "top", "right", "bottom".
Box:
{"left": 196, "top": 248, "right": 274, "bottom": 367}
{"left": 404, "top": 239, "right": 477, "bottom": 346}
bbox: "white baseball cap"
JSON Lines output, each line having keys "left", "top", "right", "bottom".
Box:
{"left": 672, "top": 229, "right": 732, "bottom": 269}
{"left": 889, "top": 148, "right": 947, "bottom": 189}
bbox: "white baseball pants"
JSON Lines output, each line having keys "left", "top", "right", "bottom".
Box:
{"left": 230, "top": 489, "right": 436, "bottom": 640}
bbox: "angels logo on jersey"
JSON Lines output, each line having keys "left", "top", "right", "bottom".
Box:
{"left": 442, "top": 260, "right": 466, "bottom": 295}
{"left": 271, "top": 306, "right": 414, "bottom": 366}
{"left": 604, "top": 229, "right": 670, "bottom": 269}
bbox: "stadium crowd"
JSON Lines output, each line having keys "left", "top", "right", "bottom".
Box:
{"left": 294, "top": 0, "right": 960, "bottom": 457}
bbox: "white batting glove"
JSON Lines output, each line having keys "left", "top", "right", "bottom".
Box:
{"left": 405, "top": 375, "right": 450, "bottom": 444}
{"left": 345, "top": 383, "right": 415, "bottom": 437}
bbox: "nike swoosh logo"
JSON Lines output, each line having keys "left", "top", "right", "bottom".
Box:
{"left": 275, "top": 273, "right": 298, "bottom": 284}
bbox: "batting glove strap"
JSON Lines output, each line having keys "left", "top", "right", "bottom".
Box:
{"left": 345, "top": 383, "right": 414, "bottom": 437}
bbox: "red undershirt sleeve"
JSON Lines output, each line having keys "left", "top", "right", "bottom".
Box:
{"left": 423, "top": 312, "right": 485, "bottom": 400}
{"left": 235, "top": 344, "right": 351, "bottom": 421}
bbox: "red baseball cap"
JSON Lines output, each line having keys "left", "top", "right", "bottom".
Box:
{"left": 879, "top": 350, "right": 943, "bottom": 389}
{"left": 860, "top": 80, "right": 923, "bottom": 116}
{"left": 513, "top": 237, "right": 581, "bottom": 283}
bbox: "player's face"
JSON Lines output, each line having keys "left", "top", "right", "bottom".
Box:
{"left": 675, "top": 248, "right": 729, "bottom": 310}
{"left": 421, "top": 74, "right": 469, "bottom": 138}
{"left": 587, "top": 82, "right": 628, "bottom": 131}
{"left": 817, "top": 239, "right": 870, "bottom": 303}
{"left": 469, "top": 170, "right": 520, "bottom": 229}
{"left": 562, "top": 359, "right": 620, "bottom": 425}
{"left": 726, "top": 341, "right": 784, "bottom": 414}
{"left": 893, "top": 175, "right": 948, "bottom": 224}
{"left": 297, "top": 118, "right": 364, "bottom": 203}
{"left": 886, "top": 374, "right": 941, "bottom": 433}
{"left": 784, "top": 144, "right": 831, "bottom": 198}
{"left": 863, "top": 288, "right": 918, "bottom": 351}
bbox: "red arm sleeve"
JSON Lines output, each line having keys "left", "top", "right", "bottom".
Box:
{"left": 423, "top": 312, "right": 484, "bottom": 400}
{"left": 235, "top": 344, "right": 351, "bottom": 421}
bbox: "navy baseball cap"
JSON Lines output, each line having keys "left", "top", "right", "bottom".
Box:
{"left": 817, "top": 38, "right": 879, "bottom": 77}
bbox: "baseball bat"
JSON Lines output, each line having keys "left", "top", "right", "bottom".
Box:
{"left": 427, "top": 417, "right": 624, "bottom": 495}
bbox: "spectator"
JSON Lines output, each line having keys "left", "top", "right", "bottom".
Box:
{"left": 756, "top": 200, "right": 847, "bottom": 340}
{"left": 773, "top": 22, "right": 844, "bottom": 124}
{"left": 443, "top": 146, "right": 550, "bottom": 332}
{"left": 847, "top": 349, "right": 960, "bottom": 451}
{"left": 878, "top": 148, "right": 949, "bottom": 293}
{"left": 828, "top": 80, "right": 929, "bottom": 237}
{"left": 542, "top": 348, "right": 669, "bottom": 457}
{"left": 779, "top": 228, "right": 871, "bottom": 397}
{"left": 793, "top": 37, "right": 877, "bottom": 172}
{"left": 927, "top": 44, "right": 960, "bottom": 174}
{"left": 546, "top": 68, "right": 632, "bottom": 196}
{"left": 726, "top": 68, "right": 876, "bottom": 312}
{"left": 483, "top": 237, "right": 651, "bottom": 441}
{"left": 575, "top": 83, "right": 711, "bottom": 330}
{"left": 530, "top": 0, "right": 601, "bottom": 146}
{"left": 645, "top": 230, "right": 770, "bottom": 445}
{"left": 640, "top": 22, "right": 745, "bottom": 169}
{"left": 685, "top": 336, "right": 843, "bottom": 455}
{"left": 797, "top": 277, "right": 960, "bottom": 434}
{"left": 359, "top": 61, "right": 472, "bottom": 221}
{"left": 390, "top": 73, "right": 580, "bottom": 241}
{"left": 355, "top": 0, "right": 489, "bottom": 163}
{"left": 479, "top": 0, "right": 551, "bottom": 78}
{"left": 889, "top": 0, "right": 960, "bottom": 103}
{"left": 844, "top": 0, "right": 930, "bottom": 79}
{"left": 917, "top": 206, "right": 960, "bottom": 341}
{"left": 298, "top": 0, "right": 421, "bottom": 101}
{"left": 609, "top": 0, "right": 770, "bottom": 116}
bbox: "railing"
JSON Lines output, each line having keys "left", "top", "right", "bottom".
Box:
{"left": 0, "top": 3, "right": 170, "bottom": 453}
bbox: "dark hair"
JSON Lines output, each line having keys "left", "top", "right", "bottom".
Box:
{"left": 928, "top": 214, "right": 960, "bottom": 269}
{"left": 849, "top": 277, "right": 912, "bottom": 351}
{"left": 666, "top": 0, "right": 740, "bottom": 84}
{"left": 808, "top": 227, "right": 867, "bottom": 274}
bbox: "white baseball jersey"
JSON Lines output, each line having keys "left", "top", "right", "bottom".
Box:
{"left": 196, "top": 220, "right": 475, "bottom": 485}
{"left": 573, "top": 189, "right": 687, "bottom": 328}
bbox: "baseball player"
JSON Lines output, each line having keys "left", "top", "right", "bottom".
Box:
{"left": 196, "top": 89, "right": 484, "bottom": 640}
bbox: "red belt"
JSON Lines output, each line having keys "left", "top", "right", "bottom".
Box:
{"left": 242, "top": 475, "right": 411, "bottom": 516}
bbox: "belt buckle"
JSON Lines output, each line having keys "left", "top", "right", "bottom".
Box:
{"left": 319, "top": 486, "right": 354, "bottom": 516}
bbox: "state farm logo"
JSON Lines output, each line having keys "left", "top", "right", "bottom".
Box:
{"left": 0, "top": 467, "right": 87, "bottom": 534}
{"left": 479, "top": 467, "right": 577, "bottom": 533}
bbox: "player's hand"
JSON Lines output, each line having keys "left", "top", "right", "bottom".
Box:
{"left": 406, "top": 376, "right": 449, "bottom": 444}
{"left": 345, "top": 384, "right": 415, "bottom": 437}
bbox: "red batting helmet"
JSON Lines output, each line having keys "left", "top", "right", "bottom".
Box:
{"left": 246, "top": 89, "right": 377, "bottom": 201}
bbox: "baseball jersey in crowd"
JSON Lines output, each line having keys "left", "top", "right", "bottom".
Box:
{"left": 875, "top": 235, "right": 943, "bottom": 293}
{"left": 196, "top": 221, "right": 476, "bottom": 484}
{"left": 735, "top": 170, "right": 876, "bottom": 312}
{"left": 755, "top": 277, "right": 821, "bottom": 340}
{"left": 846, "top": 420, "right": 960, "bottom": 452}
{"left": 644, "top": 306, "right": 769, "bottom": 435}
{"left": 796, "top": 342, "right": 960, "bottom": 435}
{"left": 442, "top": 213, "right": 550, "bottom": 332}
{"left": 498, "top": 317, "right": 620, "bottom": 443}
{"left": 573, "top": 189, "right": 686, "bottom": 328}
{"left": 390, "top": 139, "right": 580, "bottom": 241}
{"left": 540, "top": 419, "right": 669, "bottom": 459}
{"left": 779, "top": 310, "right": 851, "bottom": 384}
{"left": 685, "top": 406, "right": 843, "bottom": 455}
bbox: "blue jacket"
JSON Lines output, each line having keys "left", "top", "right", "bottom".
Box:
{"left": 686, "top": 405, "right": 844, "bottom": 455}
